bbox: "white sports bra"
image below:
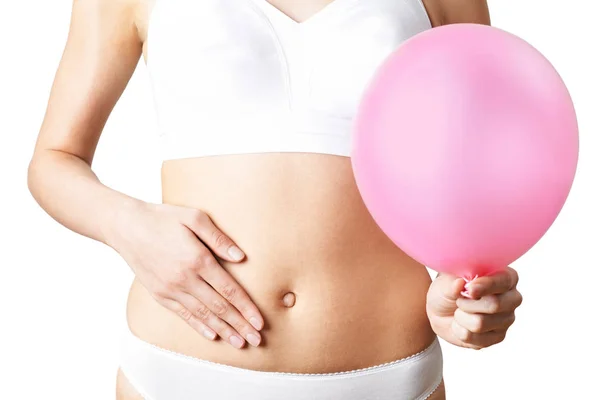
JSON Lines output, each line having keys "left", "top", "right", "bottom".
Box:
{"left": 146, "top": 0, "right": 431, "bottom": 160}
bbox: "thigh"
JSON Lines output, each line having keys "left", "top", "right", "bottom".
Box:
{"left": 116, "top": 368, "right": 144, "bottom": 400}
{"left": 427, "top": 379, "right": 446, "bottom": 400}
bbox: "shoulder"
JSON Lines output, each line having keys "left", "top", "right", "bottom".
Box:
{"left": 71, "top": 0, "right": 143, "bottom": 34}
{"left": 72, "top": 0, "right": 140, "bottom": 17}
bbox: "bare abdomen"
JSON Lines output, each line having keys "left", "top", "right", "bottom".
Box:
{"left": 126, "top": 153, "right": 435, "bottom": 373}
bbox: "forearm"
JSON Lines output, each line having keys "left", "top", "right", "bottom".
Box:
{"left": 27, "top": 149, "right": 142, "bottom": 248}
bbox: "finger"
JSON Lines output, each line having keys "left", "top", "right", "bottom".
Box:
{"left": 159, "top": 297, "right": 217, "bottom": 341}
{"left": 195, "top": 253, "right": 264, "bottom": 331}
{"left": 454, "top": 308, "right": 516, "bottom": 334}
{"left": 174, "top": 292, "right": 247, "bottom": 349}
{"left": 427, "top": 273, "right": 465, "bottom": 315}
{"left": 182, "top": 210, "right": 245, "bottom": 262}
{"left": 185, "top": 278, "right": 262, "bottom": 347}
{"left": 451, "top": 320, "right": 507, "bottom": 349}
{"left": 467, "top": 267, "right": 518, "bottom": 298}
{"left": 456, "top": 290, "right": 523, "bottom": 314}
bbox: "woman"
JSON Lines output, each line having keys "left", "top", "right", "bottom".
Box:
{"left": 28, "top": 0, "right": 523, "bottom": 398}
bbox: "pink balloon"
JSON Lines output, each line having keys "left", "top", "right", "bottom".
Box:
{"left": 351, "top": 24, "right": 578, "bottom": 279}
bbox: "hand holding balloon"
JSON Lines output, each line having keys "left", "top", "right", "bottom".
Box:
{"left": 352, "top": 23, "right": 577, "bottom": 350}
{"left": 426, "top": 268, "right": 522, "bottom": 350}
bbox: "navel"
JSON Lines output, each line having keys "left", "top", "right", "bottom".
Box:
{"left": 282, "top": 291, "right": 296, "bottom": 308}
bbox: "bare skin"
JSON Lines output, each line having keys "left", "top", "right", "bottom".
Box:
{"left": 28, "top": 1, "right": 522, "bottom": 400}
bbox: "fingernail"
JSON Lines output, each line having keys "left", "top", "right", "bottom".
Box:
{"left": 249, "top": 317, "right": 262, "bottom": 330}
{"left": 229, "top": 335, "right": 244, "bottom": 348}
{"left": 246, "top": 333, "right": 261, "bottom": 347}
{"left": 228, "top": 246, "right": 244, "bottom": 261}
{"left": 470, "top": 284, "right": 482, "bottom": 295}
{"left": 202, "top": 329, "right": 216, "bottom": 340}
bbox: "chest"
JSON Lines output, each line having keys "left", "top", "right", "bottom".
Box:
{"left": 147, "top": 0, "right": 430, "bottom": 118}
{"left": 261, "top": 0, "right": 337, "bottom": 23}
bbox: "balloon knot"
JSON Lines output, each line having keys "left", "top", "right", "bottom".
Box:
{"left": 460, "top": 274, "right": 479, "bottom": 299}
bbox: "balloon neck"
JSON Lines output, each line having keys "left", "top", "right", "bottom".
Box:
{"left": 460, "top": 274, "right": 479, "bottom": 299}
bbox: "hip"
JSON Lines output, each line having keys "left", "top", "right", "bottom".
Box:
{"left": 119, "top": 325, "right": 443, "bottom": 400}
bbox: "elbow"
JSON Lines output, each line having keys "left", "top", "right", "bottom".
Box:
{"left": 27, "top": 153, "right": 41, "bottom": 201}
{"left": 27, "top": 149, "right": 51, "bottom": 203}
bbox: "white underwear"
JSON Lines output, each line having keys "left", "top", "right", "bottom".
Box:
{"left": 120, "top": 327, "right": 443, "bottom": 400}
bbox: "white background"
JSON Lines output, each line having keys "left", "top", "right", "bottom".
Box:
{"left": 1, "top": 0, "right": 599, "bottom": 399}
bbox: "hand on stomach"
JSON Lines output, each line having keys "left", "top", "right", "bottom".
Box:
{"left": 122, "top": 152, "right": 435, "bottom": 373}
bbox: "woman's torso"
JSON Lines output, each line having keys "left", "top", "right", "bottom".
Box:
{"left": 126, "top": 0, "right": 437, "bottom": 374}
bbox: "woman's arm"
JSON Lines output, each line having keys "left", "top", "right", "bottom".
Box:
{"left": 423, "top": 0, "right": 491, "bottom": 27}
{"left": 27, "top": 0, "right": 265, "bottom": 348}
{"left": 422, "top": 0, "right": 523, "bottom": 350}
{"left": 28, "top": 0, "right": 142, "bottom": 245}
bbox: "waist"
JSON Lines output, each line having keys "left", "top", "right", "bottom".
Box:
{"left": 126, "top": 153, "right": 435, "bottom": 373}
{"left": 158, "top": 113, "right": 353, "bottom": 160}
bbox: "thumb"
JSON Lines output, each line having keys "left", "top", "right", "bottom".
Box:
{"left": 427, "top": 273, "right": 465, "bottom": 316}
